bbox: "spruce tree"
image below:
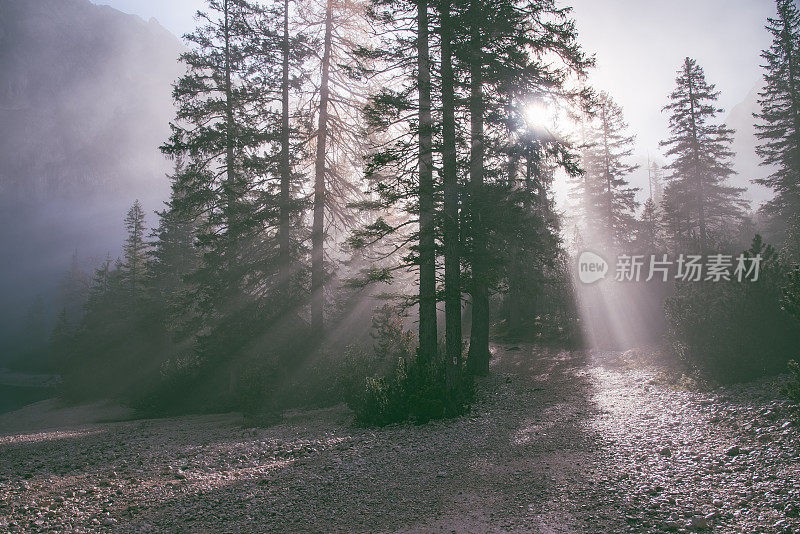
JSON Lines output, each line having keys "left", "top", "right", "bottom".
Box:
{"left": 756, "top": 0, "right": 800, "bottom": 235}
{"left": 355, "top": 0, "right": 589, "bottom": 376}
{"left": 149, "top": 162, "right": 202, "bottom": 341}
{"left": 567, "top": 120, "right": 602, "bottom": 247}
{"left": 353, "top": 0, "right": 441, "bottom": 364}
{"left": 294, "top": 0, "right": 374, "bottom": 335}
{"left": 462, "top": 0, "right": 592, "bottom": 373}
{"left": 573, "top": 92, "right": 639, "bottom": 249}
{"left": 439, "top": 0, "right": 462, "bottom": 388}
{"left": 416, "top": 0, "right": 437, "bottom": 362}
{"left": 660, "top": 57, "right": 747, "bottom": 251}
{"left": 121, "top": 200, "right": 149, "bottom": 300}
{"left": 150, "top": 168, "right": 200, "bottom": 297}
{"left": 161, "top": 0, "right": 309, "bottom": 392}
{"left": 160, "top": 0, "right": 270, "bottom": 320}
{"left": 464, "top": 0, "right": 489, "bottom": 373}
{"left": 637, "top": 197, "right": 661, "bottom": 252}
{"left": 648, "top": 159, "right": 665, "bottom": 205}
{"left": 310, "top": 0, "right": 334, "bottom": 335}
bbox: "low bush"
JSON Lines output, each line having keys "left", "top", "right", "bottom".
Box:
{"left": 781, "top": 360, "right": 800, "bottom": 403}
{"left": 345, "top": 353, "right": 474, "bottom": 426}
{"left": 344, "top": 306, "right": 473, "bottom": 426}
{"left": 276, "top": 345, "right": 384, "bottom": 410}
{"left": 131, "top": 351, "right": 207, "bottom": 415}
{"left": 665, "top": 237, "right": 800, "bottom": 383}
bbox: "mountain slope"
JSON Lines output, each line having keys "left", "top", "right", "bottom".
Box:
{"left": 0, "top": 0, "right": 183, "bottom": 350}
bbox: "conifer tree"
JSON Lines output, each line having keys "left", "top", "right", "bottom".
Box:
{"left": 756, "top": 0, "right": 800, "bottom": 234}
{"left": 648, "top": 159, "right": 665, "bottom": 205}
{"left": 150, "top": 178, "right": 200, "bottom": 296}
{"left": 121, "top": 200, "right": 149, "bottom": 300}
{"left": 439, "top": 0, "right": 462, "bottom": 387}
{"left": 637, "top": 197, "right": 661, "bottom": 252}
{"left": 311, "top": 0, "right": 334, "bottom": 334}
{"left": 567, "top": 120, "right": 602, "bottom": 247}
{"left": 304, "top": 0, "right": 374, "bottom": 335}
{"left": 462, "top": 0, "right": 592, "bottom": 373}
{"left": 660, "top": 57, "right": 747, "bottom": 251}
{"left": 572, "top": 92, "right": 639, "bottom": 249}
{"left": 160, "top": 0, "right": 269, "bottom": 319}
{"left": 149, "top": 162, "right": 203, "bottom": 343}
{"left": 464, "top": 0, "right": 489, "bottom": 373}
{"left": 416, "top": 0, "right": 437, "bottom": 363}
{"left": 354, "top": 0, "right": 590, "bottom": 377}
{"left": 161, "top": 0, "right": 310, "bottom": 389}
{"left": 353, "top": 0, "right": 440, "bottom": 363}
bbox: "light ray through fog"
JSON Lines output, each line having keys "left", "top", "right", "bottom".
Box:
{"left": 571, "top": 273, "right": 667, "bottom": 350}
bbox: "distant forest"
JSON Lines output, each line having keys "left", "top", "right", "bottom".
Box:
{"left": 9, "top": 0, "right": 800, "bottom": 423}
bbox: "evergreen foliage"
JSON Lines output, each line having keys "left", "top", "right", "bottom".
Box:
{"left": 755, "top": 0, "right": 800, "bottom": 234}
{"left": 570, "top": 92, "right": 639, "bottom": 249}
{"left": 660, "top": 58, "right": 747, "bottom": 252}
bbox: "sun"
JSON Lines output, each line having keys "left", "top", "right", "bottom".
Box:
{"left": 522, "top": 99, "right": 580, "bottom": 138}
{"left": 523, "top": 101, "right": 554, "bottom": 130}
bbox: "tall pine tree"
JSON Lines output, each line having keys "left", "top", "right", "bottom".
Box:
{"left": 161, "top": 0, "right": 310, "bottom": 393}
{"left": 756, "top": 0, "right": 800, "bottom": 237}
{"left": 121, "top": 200, "right": 148, "bottom": 300}
{"left": 660, "top": 57, "right": 747, "bottom": 251}
{"left": 570, "top": 92, "right": 639, "bottom": 249}
{"left": 463, "top": 0, "right": 591, "bottom": 373}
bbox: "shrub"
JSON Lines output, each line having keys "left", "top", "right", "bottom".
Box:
{"left": 781, "top": 360, "right": 800, "bottom": 403}
{"left": 665, "top": 237, "right": 800, "bottom": 383}
{"left": 345, "top": 353, "right": 474, "bottom": 426}
{"left": 277, "top": 345, "right": 384, "bottom": 410}
{"left": 238, "top": 358, "right": 283, "bottom": 418}
{"left": 344, "top": 306, "right": 473, "bottom": 426}
{"left": 131, "top": 351, "right": 206, "bottom": 415}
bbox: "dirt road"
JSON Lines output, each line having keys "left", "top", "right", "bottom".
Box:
{"left": 0, "top": 345, "right": 798, "bottom": 533}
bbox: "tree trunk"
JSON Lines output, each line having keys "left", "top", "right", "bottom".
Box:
{"left": 505, "top": 92, "right": 526, "bottom": 336}
{"left": 601, "top": 105, "right": 614, "bottom": 245}
{"left": 418, "top": 0, "right": 437, "bottom": 362}
{"left": 466, "top": 0, "right": 489, "bottom": 375}
{"left": 223, "top": 0, "right": 237, "bottom": 394}
{"left": 311, "top": 0, "right": 333, "bottom": 335}
{"left": 507, "top": 150, "right": 522, "bottom": 335}
{"left": 440, "top": 0, "right": 461, "bottom": 388}
{"left": 279, "top": 0, "right": 291, "bottom": 281}
{"left": 686, "top": 69, "right": 705, "bottom": 252}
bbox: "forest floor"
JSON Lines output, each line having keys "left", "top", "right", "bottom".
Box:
{"left": 0, "top": 345, "right": 799, "bottom": 533}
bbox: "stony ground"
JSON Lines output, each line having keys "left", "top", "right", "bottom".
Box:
{"left": 0, "top": 345, "right": 798, "bottom": 533}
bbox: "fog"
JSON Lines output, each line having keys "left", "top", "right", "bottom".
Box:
{"left": 1, "top": 1, "right": 799, "bottom": 531}
{"left": 0, "top": 0, "right": 183, "bottom": 351}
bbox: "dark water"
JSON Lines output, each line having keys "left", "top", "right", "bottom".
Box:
{"left": 0, "top": 384, "right": 53, "bottom": 415}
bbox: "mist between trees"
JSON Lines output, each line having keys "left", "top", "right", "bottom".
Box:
{"left": 13, "top": 0, "right": 800, "bottom": 423}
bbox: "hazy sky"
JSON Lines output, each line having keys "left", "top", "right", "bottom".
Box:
{"left": 91, "top": 0, "right": 778, "bottom": 201}
{"left": 569, "top": 0, "right": 775, "bottom": 154}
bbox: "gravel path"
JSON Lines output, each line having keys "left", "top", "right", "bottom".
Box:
{"left": 0, "top": 345, "right": 798, "bottom": 533}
